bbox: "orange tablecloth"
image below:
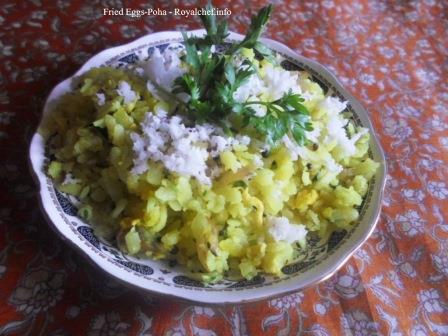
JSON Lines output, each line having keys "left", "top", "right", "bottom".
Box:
{"left": 1, "top": 1, "right": 447, "bottom": 334}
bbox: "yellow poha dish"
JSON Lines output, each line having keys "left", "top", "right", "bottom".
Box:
{"left": 42, "top": 63, "right": 378, "bottom": 282}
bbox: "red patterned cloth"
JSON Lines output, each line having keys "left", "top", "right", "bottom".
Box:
{"left": 1, "top": 1, "right": 448, "bottom": 335}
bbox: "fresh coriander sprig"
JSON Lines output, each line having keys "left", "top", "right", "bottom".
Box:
{"left": 172, "top": 2, "right": 313, "bottom": 145}
{"left": 198, "top": 1, "right": 229, "bottom": 46}
{"left": 244, "top": 91, "right": 313, "bottom": 145}
{"left": 226, "top": 5, "right": 274, "bottom": 61}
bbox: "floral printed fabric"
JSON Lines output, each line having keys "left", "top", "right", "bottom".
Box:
{"left": 1, "top": 0, "right": 447, "bottom": 335}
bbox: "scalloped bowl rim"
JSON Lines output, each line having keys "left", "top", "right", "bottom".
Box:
{"left": 29, "top": 30, "right": 387, "bottom": 304}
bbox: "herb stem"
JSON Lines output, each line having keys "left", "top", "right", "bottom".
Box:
{"left": 243, "top": 101, "right": 269, "bottom": 106}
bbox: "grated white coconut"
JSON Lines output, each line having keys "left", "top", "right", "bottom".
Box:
{"left": 130, "top": 110, "right": 251, "bottom": 185}
{"left": 318, "top": 96, "right": 369, "bottom": 157}
{"left": 144, "top": 44, "right": 186, "bottom": 91}
{"left": 96, "top": 93, "right": 105, "bottom": 106}
{"left": 116, "top": 81, "right": 137, "bottom": 104}
{"left": 262, "top": 63, "right": 301, "bottom": 100}
{"left": 268, "top": 216, "right": 307, "bottom": 247}
{"left": 282, "top": 135, "right": 343, "bottom": 174}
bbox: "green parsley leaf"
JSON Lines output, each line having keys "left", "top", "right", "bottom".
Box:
{"left": 224, "top": 62, "right": 235, "bottom": 86}
{"left": 254, "top": 42, "right": 276, "bottom": 63}
{"left": 227, "top": 5, "right": 273, "bottom": 54}
{"left": 182, "top": 32, "right": 200, "bottom": 70}
{"left": 200, "top": 1, "right": 217, "bottom": 37}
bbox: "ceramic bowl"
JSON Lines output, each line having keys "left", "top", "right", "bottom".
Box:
{"left": 29, "top": 30, "right": 387, "bottom": 304}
